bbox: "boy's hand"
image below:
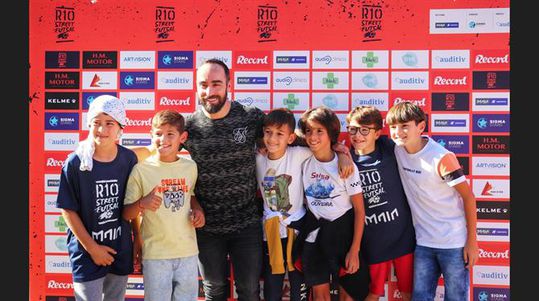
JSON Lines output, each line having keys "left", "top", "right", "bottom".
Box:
{"left": 344, "top": 249, "right": 360, "bottom": 274}
{"left": 139, "top": 186, "right": 162, "bottom": 212}
{"left": 191, "top": 208, "right": 205, "bottom": 228}
{"left": 133, "top": 237, "right": 143, "bottom": 273}
{"left": 337, "top": 152, "right": 355, "bottom": 179}
{"left": 463, "top": 239, "right": 479, "bottom": 267}
{"left": 88, "top": 244, "right": 117, "bottom": 266}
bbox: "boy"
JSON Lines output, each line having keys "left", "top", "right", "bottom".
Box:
{"left": 256, "top": 108, "right": 355, "bottom": 301}
{"left": 56, "top": 95, "right": 137, "bottom": 301}
{"left": 386, "top": 102, "right": 479, "bottom": 301}
{"left": 345, "top": 106, "right": 415, "bottom": 301}
{"left": 122, "top": 110, "right": 205, "bottom": 301}
{"left": 296, "top": 106, "right": 369, "bottom": 301}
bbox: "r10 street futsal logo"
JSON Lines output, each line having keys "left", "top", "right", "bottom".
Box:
{"left": 55, "top": 6, "right": 75, "bottom": 42}
{"left": 155, "top": 6, "right": 176, "bottom": 43}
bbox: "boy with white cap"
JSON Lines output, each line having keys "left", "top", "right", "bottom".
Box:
{"left": 56, "top": 95, "right": 138, "bottom": 301}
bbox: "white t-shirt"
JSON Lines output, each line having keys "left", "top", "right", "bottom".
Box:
{"left": 394, "top": 136, "right": 468, "bottom": 249}
{"left": 256, "top": 146, "right": 313, "bottom": 239}
{"left": 302, "top": 153, "right": 363, "bottom": 242}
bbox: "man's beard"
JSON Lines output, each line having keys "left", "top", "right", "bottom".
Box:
{"left": 199, "top": 90, "right": 227, "bottom": 114}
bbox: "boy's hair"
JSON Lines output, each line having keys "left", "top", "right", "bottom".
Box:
{"left": 346, "top": 106, "right": 383, "bottom": 130}
{"left": 298, "top": 106, "right": 340, "bottom": 145}
{"left": 263, "top": 108, "right": 296, "bottom": 132}
{"left": 200, "top": 58, "right": 230, "bottom": 83}
{"left": 386, "top": 102, "right": 426, "bottom": 125}
{"left": 151, "top": 110, "right": 185, "bottom": 133}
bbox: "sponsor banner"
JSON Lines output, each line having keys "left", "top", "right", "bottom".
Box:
{"left": 430, "top": 113, "right": 469, "bottom": 133}
{"left": 472, "top": 135, "right": 509, "bottom": 154}
{"left": 472, "top": 49, "right": 510, "bottom": 69}
{"left": 45, "top": 274, "right": 75, "bottom": 295}
{"left": 431, "top": 92, "right": 469, "bottom": 111}
{"left": 234, "top": 51, "right": 272, "bottom": 70}
{"left": 234, "top": 92, "right": 271, "bottom": 111}
{"left": 45, "top": 234, "right": 68, "bottom": 254}
{"left": 44, "top": 152, "right": 68, "bottom": 173}
{"left": 157, "top": 71, "right": 193, "bottom": 90}
{"left": 351, "top": 50, "right": 389, "bottom": 69}
{"left": 391, "top": 71, "right": 429, "bottom": 90}
{"left": 431, "top": 70, "right": 470, "bottom": 91}
{"left": 195, "top": 50, "right": 232, "bottom": 69}
{"left": 45, "top": 214, "right": 68, "bottom": 234}
{"left": 45, "top": 112, "right": 79, "bottom": 131}
{"left": 81, "top": 112, "right": 89, "bottom": 131}
{"left": 390, "top": 92, "right": 430, "bottom": 112}
{"left": 45, "top": 194, "right": 61, "bottom": 213}
{"left": 82, "top": 51, "right": 117, "bottom": 69}
{"left": 126, "top": 276, "right": 145, "bottom": 296}
{"left": 120, "top": 92, "right": 155, "bottom": 111}
{"left": 234, "top": 71, "right": 271, "bottom": 90}
{"left": 45, "top": 51, "right": 80, "bottom": 69}
{"left": 477, "top": 221, "right": 510, "bottom": 242}
{"left": 472, "top": 92, "right": 510, "bottom": 112}
{"left": 81, "top": 71, "right": 117, "bottom": 90}
{"left": 472, "top": 287, "right": 510, "bottom": 301}
{"left": 45, "top": 92, "right": 79, "bottom": 110}
{"left": 456, "top": 156, "right": 469, "bottom": 176}
{"left": 273, "top": 71, "right": 310, "bottom": 90}
{"left": 157, "top": 51, "right": 194, "bottom": 69}
{"left": 45, "top": 255, "right": 72, "bottom": 273}
{"left": 351, "top": 71, "right": 388, "bottom": 90}
{"left": 119, "top": 51, "right": 156, "bottom": 69}
{"left": 81, "top": 92, "right": 117, "bottom": 110}
{"left": 391, "top": 50, "right": 429, "bottom": 69}
{"left": 473, "top": 114, "right": 510, "bottom": 133}
{"left": 272, "top": 92, "right": 309, "bottom": 111}
{"left": 119, "top": 133, "right": 152, "bottom": 147}
{"left": 313, "top": 71, "right": 349, "bottom": 90}
{"left": 336, "top": 114, "right": 349, "bottom": 133}
{"left": 273, "top": 50, "right": 310, "bottom": 69}
{"left": 312, "top": 50, "right": 349, "bottom": 69}
{"left": 46, "top": 297, "right": 75, "bottom": 301}
{"left": 429, "top": 8, "right": 510, "bottom": 34}
{"left": 473, "top": 179, "right": 510, "bottom": 199}
{"left": 477, "top": 201, "right": 510, "bottom": 220}
{"left": 312, "top": 93, "right": 349, "bottom": 112}
{"left": 120, "top": 71, "right": 155, "bottom": 89}
{"left": 122, "top": 111, "right": 155, "bottom": 133}
{"left": 44, "top": 133, "right": 79, "bottom": 151}
{"left": 45, "top": 174, "right": 60, "bottom": 193}
{"left": 472, "top": 71, "right": 510, "bottom": 90}
{"left": 311, "top": 92, "right": 350, "bottom": 112}
{"left": 472, "top": 157, "right": 510, "bottom": 176}
{"left": 45, "top": 72, "right": 80, "bottom": 89}
{"left": 431, "top": 50, "right": 470, "bottom": 69}
{"left": 352, "top": 92, "right": 389, "bottom": 111}
{"left": 432, "top": 135, "right": 469, "bottom": 154}
{"left": 155, "top": 91, "right": 195, "bottom": 112}
{"left": 473, "top": 265, "right": 510, "bottom": 286}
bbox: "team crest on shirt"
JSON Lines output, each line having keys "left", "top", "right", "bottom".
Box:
{"left": 233, "top": 126, "right": 248, "bottom": 144}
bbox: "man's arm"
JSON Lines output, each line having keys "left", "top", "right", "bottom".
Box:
{"left": 129, "top": 145, "right": 155, "bottom": 163}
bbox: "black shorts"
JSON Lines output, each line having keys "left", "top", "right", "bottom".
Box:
{"left": 302, "top": 241, "right": 370, "bottom": 299}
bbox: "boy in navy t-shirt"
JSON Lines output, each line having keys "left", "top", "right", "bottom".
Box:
{"left": 56, "top": 95, "right": 137, "bottom": 301}
{"left": 344, "top": 106, "right": 415, "bottom": 301}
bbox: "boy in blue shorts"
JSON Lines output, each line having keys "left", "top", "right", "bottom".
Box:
{"left": 386, "top": 102, "right": 478, "bottom": 301}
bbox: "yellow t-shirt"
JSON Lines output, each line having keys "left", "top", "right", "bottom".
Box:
{"left": 124, "top": 155, "right": 198, "bottom": 259}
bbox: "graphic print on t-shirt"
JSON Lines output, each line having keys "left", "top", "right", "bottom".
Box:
{"left": 94, "top": 179, "right": 121, "bottom": 242}
{"left": 95, "top": 179, "right": 120, "bottom": 225}
{"left": 305, "top": 172, "right": 337, "bottom": 206}
{"left": 358, "top": 166, "right": 387, "bottom": 210}
{"left": 157, "top": 178, "right": 189, "bottom": 212}
{"left": 262, "top": 168, "right": 292, "bottom": 214}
